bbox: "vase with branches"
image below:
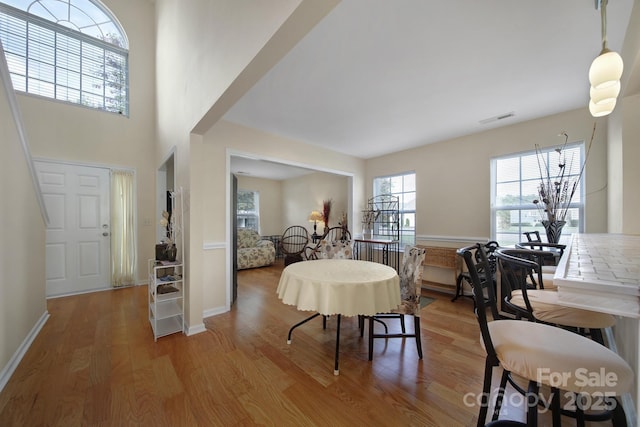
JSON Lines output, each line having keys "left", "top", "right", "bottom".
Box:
{"left": 322, "top": 199, "right": 332, "bottom": 233}
{"left": 532, "top": 123, "right": 595, "bottom": 242}
{"left": 361, "top": 209, "right": 379, "bottom": 236}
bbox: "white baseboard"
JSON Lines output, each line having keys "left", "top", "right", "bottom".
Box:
{"left": 186, "top": 323, "right": 206, "bottom": 336}
{"left": 0, "top": 310, "right": 50, "bottom": 393}
{"left": 203, "top": 306, "right": 228, "bottom": 319}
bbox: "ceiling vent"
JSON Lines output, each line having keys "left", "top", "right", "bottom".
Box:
{"left": 479, "top": 112, "right": 515, "bottom": 125}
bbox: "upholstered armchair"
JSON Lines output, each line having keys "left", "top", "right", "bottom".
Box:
{"left": 237, "top": 228, "right": 276, "bottom": 270}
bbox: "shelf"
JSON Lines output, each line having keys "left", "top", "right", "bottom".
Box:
{"left": 150, "top": 315, "right": 183, "bottom": 338}
{"left": 150, "top": 299, "right": 183, "bottom": 320}
{"left": 148, "top": 188, "right": 185, "bottom": 341}
{"left": 154, "top": 287, "right": 183, "bottom": 302}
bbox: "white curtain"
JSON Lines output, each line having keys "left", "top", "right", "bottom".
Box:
{"left": 111, "top": 170, "right": 136, "bottom": 287}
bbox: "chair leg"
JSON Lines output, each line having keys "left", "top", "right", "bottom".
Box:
{"left": 477, "top": 359, "right": 494, "bottom": 427}
{"left": 413, "top": 315, "right": 422, "bottom": 359}
{"left": 575, "top": 399, "right": 586, "bottom": 427}
{"left": 590, "top": 328, "right": 605, "bottom": 346}
{"left": 611, "top": 397, "right": 628, "bottom": 427}
{"left": 492, "top": 369, "right": 509, "bottom": 421}
{"left": 551, "top": 387, "right": 561, "bottom": 427}
{"left": 368, "top": 316, "right": 374, "bottom": 361}
{"left": 452, "top": 273, "right": 464, "bottom": 302}
{"left": 526, "top": 381, "right": 539, "bottom": 427}
{"left": 400, "top": 314, "right": 406, "bottom": 333}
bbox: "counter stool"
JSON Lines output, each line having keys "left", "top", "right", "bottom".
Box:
{"left": 460, "top": 243, "right": 632, "bottom": 427}
{"left": 452, "top": 241, "right": 499, "bottom": 303}
{"left": 496, "top": 248, "right": 616, "bottom": 345}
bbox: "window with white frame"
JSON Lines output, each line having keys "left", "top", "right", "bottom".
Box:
{"left": 0, "top": 0, "right": 129, "bottom": 115}
{"left": 237, "top": 190, "right": 260, "bottom": 232}
{"left": 491, "top": 143, "right": 585, "bottom": 246}
{"left": 373, "top": 172, "right": 416, "bottom": 246}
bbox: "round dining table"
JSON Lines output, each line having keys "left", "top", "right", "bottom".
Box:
{"left": 277, "top": 259, "right": 400, "bottom": 374}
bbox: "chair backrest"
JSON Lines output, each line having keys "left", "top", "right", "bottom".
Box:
{"left": 322, "top": 226, "right": 351, "bottom": 243}
{"left": 523, "top": 230, "right": 541, "bottom": 242}
{"left": 461, "top": 243, "right": 501, "bottom": 320}
{"left": 497, "top": 248, "right": 548, "bottom": 289}
{"left": 458, "top": 241, "right": 499, "bottom": 279}
{"left": 306, "top": 226, "right": 352, "bottom": 260}
{"left": 280, "top": 226, "right": 310, "bottom": 256}
{"left": 495, "top": 248, "right": 544, "bottom": 320}
{"left": 523, "top": 230, "right": 543, "bottom": 250}
{"left": 394, "top": 245, "right": 426, "bottom": 315}
{"left": 481, "top": 240, "right": 500, "bottom": 276}
{"left": 317, "top": 239, "right": 353, "bottom": 259}
{"left": 458, "top": 243, "right": 501, "bottom": 361}
{"left": 515, "top": 241, "right": 565, "bottom": 266}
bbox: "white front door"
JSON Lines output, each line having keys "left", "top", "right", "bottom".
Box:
{"left": 35, "top": 161, "right": 111, "bottom": 297}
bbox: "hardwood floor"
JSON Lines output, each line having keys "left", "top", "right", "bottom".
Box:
{"left": 0, "top": 259, "right": 510, "bottom": 426}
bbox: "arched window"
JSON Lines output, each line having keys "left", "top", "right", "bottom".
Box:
{"left": 0, "top": 0, "right": 129, "bottom": 115}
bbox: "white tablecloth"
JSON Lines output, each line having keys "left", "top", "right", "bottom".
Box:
{"left": 277, "top": 259, "right": 400, "bottom": 316}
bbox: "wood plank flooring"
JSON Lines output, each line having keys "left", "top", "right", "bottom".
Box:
{"left": 0, "top": 259, "right": 550, "bottom": 426}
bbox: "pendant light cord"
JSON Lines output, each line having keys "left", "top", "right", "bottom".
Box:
{"left": 600, "top": 0, "right": 609, "bottom": 52}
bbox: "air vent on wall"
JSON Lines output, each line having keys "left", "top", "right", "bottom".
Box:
{"left": 479, "top": 111, "right": 515, "bottom": 125}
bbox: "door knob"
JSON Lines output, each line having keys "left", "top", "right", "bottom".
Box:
{"left": 102, "top": 232, "right": 109, "bottom": 236}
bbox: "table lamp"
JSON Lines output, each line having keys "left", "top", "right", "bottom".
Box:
{"left": 308, "top": 210, "right": 323, "bottom": 241}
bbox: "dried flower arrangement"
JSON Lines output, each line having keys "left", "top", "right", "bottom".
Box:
{"left": 533, "top": 122, "right": 595, "bottom": 224}
{"left": 322, "top": 199, "right": 332, "bottom": 229}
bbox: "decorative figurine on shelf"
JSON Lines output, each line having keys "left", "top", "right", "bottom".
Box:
{"left": 338, "top": 211, "right": 349, "bottom": 239}
{"left": 361, "top": 209, "right": 379, "bottom": 239}
{"left": 158, "top": 209, "right": 177, "bottom": 261}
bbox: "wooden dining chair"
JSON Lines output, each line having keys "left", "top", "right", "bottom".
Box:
{"left": 460, "top": 243, "right": 632, "bottom": 427}
{"left": 368, "top": 245, "right": 426, "bottom": 360}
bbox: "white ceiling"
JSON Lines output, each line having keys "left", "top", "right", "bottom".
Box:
{"left": 228, "top": 0, "right": 635, "bottom": 178}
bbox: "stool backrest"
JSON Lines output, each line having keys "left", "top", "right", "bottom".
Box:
{"left": 458, "top": 243, "right": 501, "bottom": 361}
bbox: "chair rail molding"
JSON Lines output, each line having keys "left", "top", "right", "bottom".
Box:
{"left": 203, "top": 241, "right": 226, "bottom": 250}
{"left": 416, "top": 235, "right": 490, "bottom": 244}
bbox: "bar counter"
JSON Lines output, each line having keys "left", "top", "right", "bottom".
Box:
{"left": 554, "top": 233, "right": 640, "bottom": 425}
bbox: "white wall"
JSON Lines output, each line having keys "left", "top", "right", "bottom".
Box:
{"left": 236, "top": 172, "right": 349, "bottom": 237}
{"left": 366, "top": 108, "right": 610, "bottom": 242}
{"left": 17, "top": 0, "right": 157, "bottom": 284}
{"left": 0, "top": 58, "right": 46, "bottom": 386}
{"left": 281, "top": 172, "right": 350, "bottom": 235}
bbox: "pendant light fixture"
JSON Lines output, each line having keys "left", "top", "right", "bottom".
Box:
{"left": 588, "top": 0, "right": 623, "bottom": 117}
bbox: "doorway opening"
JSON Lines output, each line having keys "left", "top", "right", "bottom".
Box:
{"left": 157, "top": 150, "right": 176, "bottom": 243}
{"left": 228, "top": 152, "right": 354, "bottom": 309}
